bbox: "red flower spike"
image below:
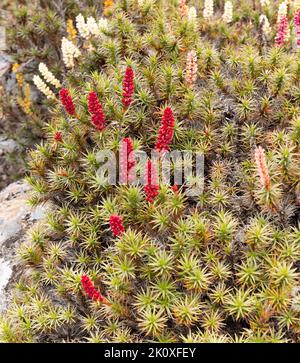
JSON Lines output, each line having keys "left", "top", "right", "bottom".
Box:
{"left": 144, "top": 160, "right": 159, "bottom": 203}
{"left": 81, "top": 274, "right": 105, "bottom": 303}
{"left": 109, "top": 214, "right": 125, "bottom": 237}
{"left": 120, "top": 137, "right": 136, "bottom": 184}
{"left": 54, "top": 131, "right": 63, "bottom": 142}
{"left": 155, "top": 107, "right": 175, "bottom": 153}
{"left": 122, "top": 67, "right": 134, "bottom": 108}
{"left": 87, "top": 91, "right": 105, "bottom": 131}
{"left": 59, "top": 88, "right": 76, "bottom": 116}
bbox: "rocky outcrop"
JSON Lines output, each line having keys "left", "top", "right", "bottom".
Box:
{"left": 0, "top": 52, "right": 25, "bottom": 190}
{"left": 0, "top": 181, "right": 48, "bottom": 312}
{"left": 0, "top": 136, "right": 22, "bottom": 189}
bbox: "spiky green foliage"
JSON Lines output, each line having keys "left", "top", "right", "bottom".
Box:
{"left": 2, "top": 0, "right": 300, "bottom": 343}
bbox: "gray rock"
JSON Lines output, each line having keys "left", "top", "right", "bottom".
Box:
{"left": 0, "top": 181, "right": 49, "bottom": 312}
{"left": 0, "top": 259, "right": 12, "bottom": 312}
{"left": 0, "top": 53, "right": 11, "bottom": 79}
{"left": 0, "top": 137, "right": 19, "bottom": 156}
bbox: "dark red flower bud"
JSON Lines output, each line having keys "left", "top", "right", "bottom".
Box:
{"left": 120, "top": 137, "right": 136, "bottom": 184}
{"left": 54, "top": 131, "right": 63, "bottom": 142}
{"left": 87, "top": 91, "right": 105, "bottom": 131}
{"left": 122, "top": 67, "right": 134, "bottom": 108}
{"left": 81, "top": 274, "right": 104, "bottom": 303}
{"left": 109, "top": 214, "right": 125, "bottom": 237}
{"left": 59, "top": 88, "right": 76, "bottom": 116}
{"left": 171, "top": 185, "right": 179, "bottom": 192}
{"left": 155, "top": 107, "right": 175, "bottom": 153}
{"left": 144, "top": 160, "right": 159, "bottom": 203}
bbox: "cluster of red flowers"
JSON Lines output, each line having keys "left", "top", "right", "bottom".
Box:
{"left": 54, "top": 131, "right": 63, "bottom": 142}
{"left": 87, "top": 91, "right": 106, "bottom": 131}
{"left": 120, "top": 137, "right": 136, "bottom": 184}
{"left": 144, "top": 160, "right": 159, "bottom": 203}
{"left": 81, "top": 274, "right": 105, "bottom": 303}
{"left": 122, "top": 67, "right": 135, "bottom": 108}
{"left": 59, "top": 76, "right": 178, "bottom": 226}
{"left": 275, "top": 16, "right": 289, "bottom": 47}
{"left": 109, "top": 214, "right": 125, "bottom": 237}
{"left": 59, "top": 88, "right": 76, "bottom": 116}
{"left": 295, "top": 11, "right": 300, "bottom": 49}
{"left": 155, "top": 107, "right": 175, "bottom": 153}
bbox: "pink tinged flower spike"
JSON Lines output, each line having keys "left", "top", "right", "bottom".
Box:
{"left": 81, "top": 274, "right": 111, "bottom": 305}
{"left": 185, "top": 50, "right": 198, "bottom": 87}
{"left": 122, "top": 66, "right": 134, "bottom": 108}
{"left": 155, "top": 107, "right": 175, "bottom": 153}
{"left": 179, "top": 0, "right": 188, "bottom": 18}
{"left": 254, "top": 146, "right": 271, "bottom": 190}
{"left": 120, "top": 137, "right": 136, "bottom": 184}
{"left": 275, "top": 15, "right": 289, "bottom": 47}
{"left": 109, "top": 214, "right": 125, "bottom": 237}
{"left": 294, "top": 11, "right": 300, "bottom": 49}
{"left": 144, "top": 159, "right": 159, "bottom": 203}
{"left": 87, "top": 91, "right": 105, "bottom": 131}
{"left": 59, "top": 88, "right": 76, "bottom": 116}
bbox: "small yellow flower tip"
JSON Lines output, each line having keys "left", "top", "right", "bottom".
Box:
{"left": 17, "top": 83, "right": 33, "bottom": 116}
{"left": 12, "top": 63, "right": 20, "bottom": 73}
{"left": 12, "top": 63, "right": 24, "bottom": 87}
{"left": 66, "top": 19, "right": 77, "bottom": 43}
{"left": 104, "top": 0, "right": 113, "bottom": 17}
